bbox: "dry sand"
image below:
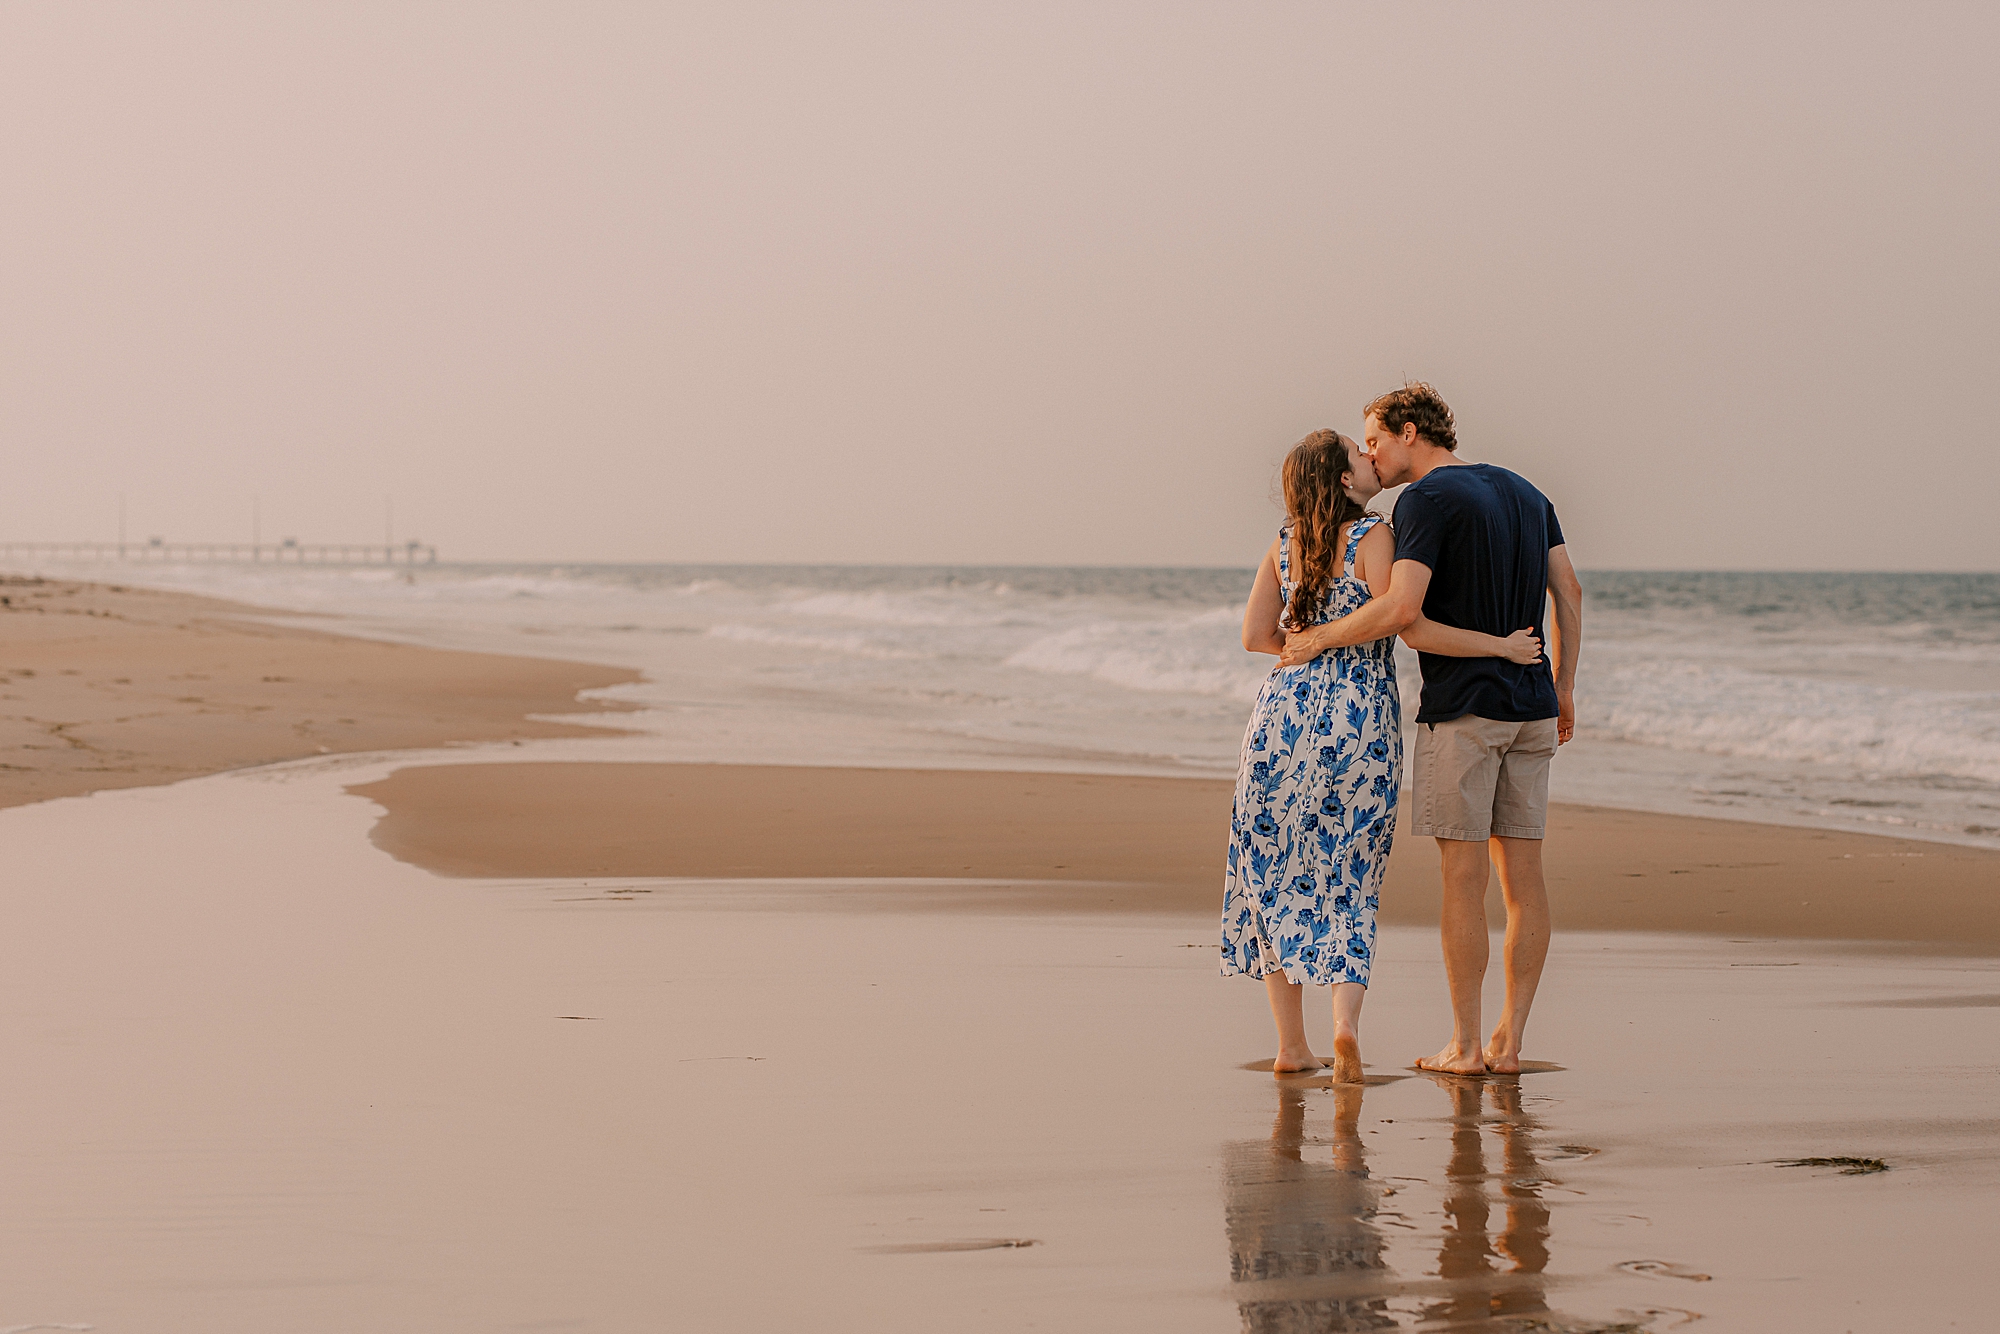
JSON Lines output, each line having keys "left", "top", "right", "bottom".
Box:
{"left": 351, "top": 761, "right": 2000, "bottom": 950}
{"left": 0, "top": 576, "right": 639, "bottom": 809}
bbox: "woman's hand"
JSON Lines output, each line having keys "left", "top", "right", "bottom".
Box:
{"left": 1277, "top": 627, "right": 1326, "bottom": 668}
{"left": 1500, "top": 628, "right": 1543, "bottom": 664}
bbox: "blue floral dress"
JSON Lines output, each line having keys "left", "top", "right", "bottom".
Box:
{"left": 1220, "top": 515, "right": 1402, "bottom": 987}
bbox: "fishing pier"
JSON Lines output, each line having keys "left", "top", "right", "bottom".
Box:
{"left": 0, "top": 539, "right": 439, "bottom": 566}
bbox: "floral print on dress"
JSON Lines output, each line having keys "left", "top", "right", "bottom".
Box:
{"left": 1220, "top": 514, "right": 1402, "bottom": 987}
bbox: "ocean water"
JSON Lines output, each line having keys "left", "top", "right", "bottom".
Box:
{"left": 14, "top": 558, "right": 2000, "bottom": 849}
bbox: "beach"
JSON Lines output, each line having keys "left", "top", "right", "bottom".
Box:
{"left": 12, "top": 5, "right": 1998, "bottom": 1327}
{"left": 1, "top": 581, "right": 1996, "bottom": 1330}
{"left": 0, "top": 577, "right": 640, "bottom": 810}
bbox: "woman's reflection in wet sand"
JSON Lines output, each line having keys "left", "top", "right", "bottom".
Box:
{"left": 1223, "top": 1081, "right": 1397, "bottom": 1332}
{"left": 1416, "top": 1075, "right": 1552, "bottom": 1330}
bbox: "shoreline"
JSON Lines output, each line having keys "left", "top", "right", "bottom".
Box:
{"left": 0, "top": 576, "right": 641, "bottom": 810}
{"left": 6, "top": 575, "right": 1994, "bottom": 951}
{"left": 10, "top": 565, "right": 1995, "bottom": 853}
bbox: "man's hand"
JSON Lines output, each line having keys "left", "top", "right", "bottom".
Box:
{"left": 1547, "top": 545, "right": 1583, "bottom": 746}
{"left": 1277, "top": 627, "right": 1326, "bottom": 669}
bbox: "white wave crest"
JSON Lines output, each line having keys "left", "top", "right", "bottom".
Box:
{"left": 777, "top": 589, "right": 1021, "bottom": 627}
{"left": 706, "top": 623, "right": 930, "bottom": 660}
{"left": 1586, "top": 655, "right": 2000, "bottom": 784}
{"left": 1004, "top": 608, "right": 1271, "bottom": 699}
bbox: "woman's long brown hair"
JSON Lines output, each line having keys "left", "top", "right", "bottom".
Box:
{"left": 1281, "top": 430, "right": 1369, "bottom": 631}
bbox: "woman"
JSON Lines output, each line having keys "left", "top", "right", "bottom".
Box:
{"left": 1221, "top": 430, "right": 1540, "bottom": 1082}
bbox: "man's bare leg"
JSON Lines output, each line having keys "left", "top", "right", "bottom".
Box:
{"left": 1416, "top": 837, "right": 1491, "bottom": 1075}
{"left": 1330, "top": 980, "right": 1365, "bottom": 1083}
{"left": 1484, "top": 836, "right": 1551, "bottom": 1074}
{"left": 1265, "top": 972, "right": 1323, "bottom": 1073}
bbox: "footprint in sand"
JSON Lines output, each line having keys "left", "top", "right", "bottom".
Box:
{"left": 1592, "top": 1213, "right": 1651, "bottom": 1228}
{"left": 1617, "top": 1259, "right": 1712, "bottom": 1282}
{"left": 1775, "top": 1155, "right": 1887, "bottom": 1175}
{"left": 1617, "top": 1307, "right": 1705, "bottom": 1328}
{"left": 866, "top": 1238, "right": 1039, "bottom": 1253}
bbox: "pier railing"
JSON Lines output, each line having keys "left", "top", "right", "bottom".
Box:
{"left": 0, "top": 539, "right": 438, "bottom": 565}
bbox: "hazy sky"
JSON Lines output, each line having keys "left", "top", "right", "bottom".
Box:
{"left": 2, "top": 3, "right": 1994, "bottom": 568}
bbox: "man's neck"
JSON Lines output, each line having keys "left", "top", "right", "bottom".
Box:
{"left": 1403, "top": 445, "right": 1463, "bottom": 486}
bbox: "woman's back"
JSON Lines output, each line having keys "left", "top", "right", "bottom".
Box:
{"left": 1223, "top": 507, "right": 1403, "bottom": 989}
{"left": 1280, "top": 515, "right": 1394, "bottom": 646}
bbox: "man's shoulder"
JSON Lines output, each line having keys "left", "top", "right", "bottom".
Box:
{"left": 1404, "top": 462, "right": 1489, "bottom": 509}
{"left": 1403, "top": 465, "right": 1467, "bottom": 502}
{"left": 1391, "top": 479, "right": 1445, "bottom": 523}
{"left": 1480, "top": 462, "right": 1550, "bottom": 501}
{"left": 1428, "top": 462, "right": 1550, "bottom": 505}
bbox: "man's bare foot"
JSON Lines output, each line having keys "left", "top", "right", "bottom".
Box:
{"left": 1414, "top": 1043, "right": 1486, "bottom": 1075}
{"left": 1330, "top": 1030, "right": 1364, "bottom": 1084}
{"left": 1483, "top": 1036, "right": 1522, "bottom": 1075}
{"left": 1273, "top": 1047, "right": 1324, "bottom": 1074}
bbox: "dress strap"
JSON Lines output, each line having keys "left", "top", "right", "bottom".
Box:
{"left": 1277, "top": 522, "right": 1293, "bottom": 593}
{"left": 1342, "top": 513, "right": 1384, "bottom": 578}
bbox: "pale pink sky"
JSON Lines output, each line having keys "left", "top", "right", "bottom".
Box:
{"left": 2, "top": 2, "right": 1994, "bottom": 568}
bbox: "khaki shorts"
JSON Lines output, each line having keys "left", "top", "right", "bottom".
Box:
{"left": 1409, "top": 714, "right": 1559, "bottom": 841}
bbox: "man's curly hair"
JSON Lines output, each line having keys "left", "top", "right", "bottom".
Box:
{"left": 1363, "top": 382, "right": 1457, "bottom": 452}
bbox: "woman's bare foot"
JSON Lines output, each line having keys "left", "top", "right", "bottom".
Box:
{"left": 1414, "top": 1043, "right": 1486, "bottom": 1076}
{"left": 1482, "top": 1036, "right": 1522, "bottom": 1075}
{"left": 1330, "top": 1029, "right": 1364, "bottom": 1084}
{"left": 1273, "top": 1046, "right": 1324, "bottom": 1074}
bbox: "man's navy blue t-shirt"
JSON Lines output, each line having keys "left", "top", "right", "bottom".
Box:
{"left": 1392, "top": 463, "right": 1564, "bottom": 724}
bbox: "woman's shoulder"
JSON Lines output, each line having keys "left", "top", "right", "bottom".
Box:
{"left": 1349, "top": 514, "right": 1396, "bottom": 580}
{"left": 1344, "top": 513, "right": 1393, "bottom": 544}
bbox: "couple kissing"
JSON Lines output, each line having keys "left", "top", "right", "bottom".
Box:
{"left": 1221, "top": 381, "right": 1585, "bottom": 1081}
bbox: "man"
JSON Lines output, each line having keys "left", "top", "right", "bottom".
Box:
{"left": 1279, "top": 382, "right": 1583, "bottom": 1075}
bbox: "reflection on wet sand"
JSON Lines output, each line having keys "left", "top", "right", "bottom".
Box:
{"left": 1417, "top": 1076, "right": 1552, "bottom": 1329}
{"left": 1223, "top": 1077, "right": 1555, "bottom": 1332}
{"left": 1224, "top": 1081, "right": 1395, "bottom": 1331}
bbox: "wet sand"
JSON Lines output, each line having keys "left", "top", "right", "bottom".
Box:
{"left": 0, "top": 759, "right": 1993, "bottom": 1331}
{"left": 0, "top": 576, "right": 640, "bottom": 808}
{"left": 351, "top": 761, "right": 2000, "bottom": 949}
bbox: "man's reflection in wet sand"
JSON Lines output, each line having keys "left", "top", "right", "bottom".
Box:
{"left": 1415, "top": 1075, "right": 1552, "bottom": 1329}
{"left": 1223, "top": 1081, "right": 1396, "bottom": 1331}
{"left": 1223, "top": 1077, "right": 1553, "bottom": 1332}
